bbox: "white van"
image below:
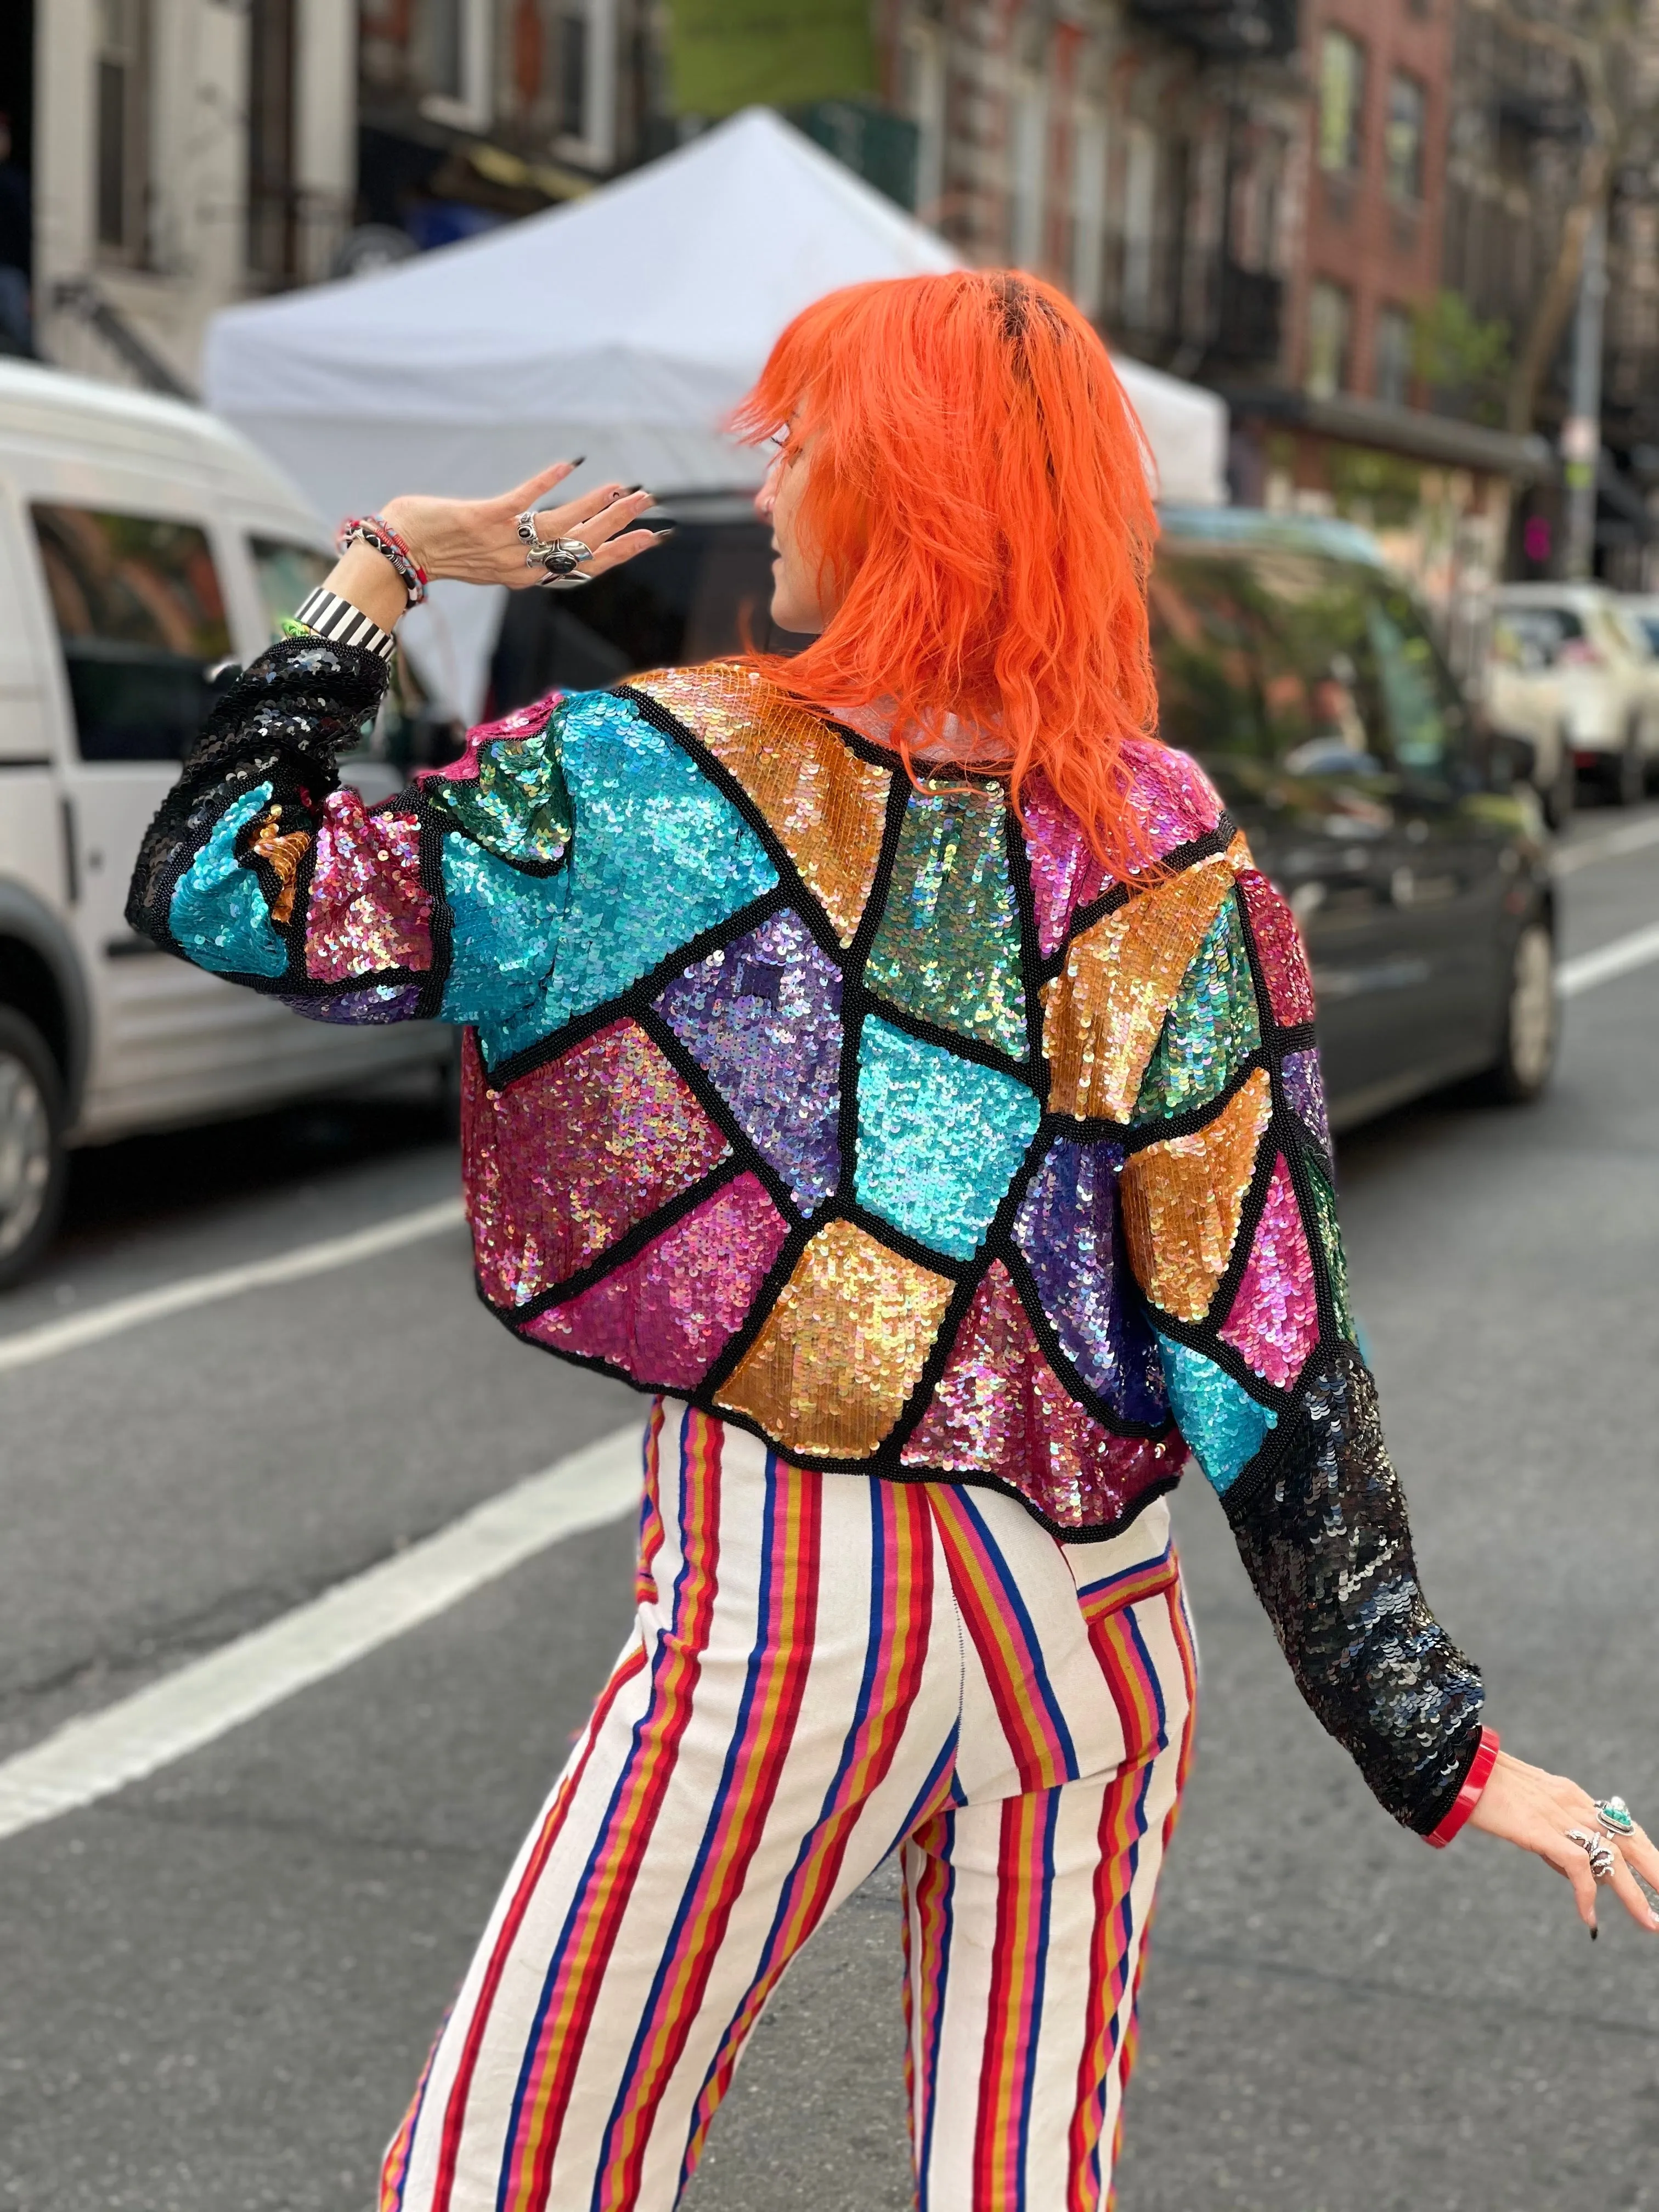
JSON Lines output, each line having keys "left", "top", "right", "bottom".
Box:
{"left": 0, "top": 361, "right": 452, "bottom": 1286}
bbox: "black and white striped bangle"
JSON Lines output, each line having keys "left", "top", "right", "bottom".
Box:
{"left": 292, "top": 586, "right": 397, "bottom": 663}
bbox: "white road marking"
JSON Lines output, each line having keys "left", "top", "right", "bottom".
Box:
{"left": 1555, "top": 816, "right": 1659, "bottom": 874}
{"left": 0, "top": 1197, "right": 466, "bottom": 1376}
{"left": 0, "top": 1424, "right": 642, "bottom": 1844}
{"left": 1559, "top": 920, "right": 1659, "bottom": 999}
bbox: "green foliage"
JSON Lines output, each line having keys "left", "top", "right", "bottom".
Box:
{"left": 1410, "top": 292, "right": 1511, "bottom": 421}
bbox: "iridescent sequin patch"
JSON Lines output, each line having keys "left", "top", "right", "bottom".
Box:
{"left": 1120, "top": 1067, "right": 1273, "bottom": 1320}
{"left": 1219, "top": 1154, "right": 1318, "bottom": 1388}
{"left": 464, "top": 1019, "right": 730, "bottom": 1307}
{"left": 1013, "top": 1139, "right": 1167, "bottom": 1424}
{"left": 1133, "top": 894, "right": 1261, "bottom": 1122}
{"left": 1305, "top": 1155, "right": 1357, "bottom": 1341}
{"left": 420, "top": 729, "right": 572, "bottom": 869}
{"left": 1155, "top": 1331, "right": 1278, "bottom": 1495}
{"left": 1237, "top": 868, "right": 1316, "bottom": 1027}
{"left": 169, "top": 783, "right": 289, "bottom": 978}
{"left": 426, "top": 692, "right": 561, "bottom": 781}
{"left": 1043, "top": 855, "right": 1235, "bottom": 1120}
{"left": 1281, "top": 1047, "right": 1331, "bottom": 1156}
{"left": 855, "top": 1017, "right": 1041, "bottom": 1260}
{"left": 901, "top": 1261, "right": 1182, "bottom": 1530}
{"left": 527, "top": 1173, "right": 788, "bottom": 1390}
{"left": 1119, "top": 738, "right": 1224, "bottom": 861}
{"left": 654, "top": 908, "right": 842, "bottom": 1211}
{"left": 631, "top": 664, "right": 892, "bottom": 945}
{"left": 281, "top": 984, "right": 421, "bottom": 1024}
{"left": 306, "top": 794, "right": 433, "bottom": 982}
{"left": 438, "top": 836, "right": 567, "bottom": 1051}
{"left": 865, "top": 786, "right": 1028, "bottom": 1056}
{"left": 716, "top": 1218, "right": 954, "bottom": 1458}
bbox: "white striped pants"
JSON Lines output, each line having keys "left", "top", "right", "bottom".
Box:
{"left": 382, "top": 1398, "right": 1197, "bottom": 2212}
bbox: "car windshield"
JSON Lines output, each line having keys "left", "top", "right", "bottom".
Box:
{"left": 1493, "top": 606, "right": 1584, "bottom": 667}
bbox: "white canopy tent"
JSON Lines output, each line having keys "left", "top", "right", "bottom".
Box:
{"left": 206, "top": 108, "right": 1227, "bottom": 714}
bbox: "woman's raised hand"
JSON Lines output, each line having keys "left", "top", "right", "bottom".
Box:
{"left": 1470, "top": 1749, "right": 1659, "bottom": 1937}
{"left": 380, "top": 461, "right": 664, "bottom": 592}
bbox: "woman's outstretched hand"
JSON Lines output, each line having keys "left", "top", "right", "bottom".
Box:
{"left": 1469, "top": 1748, "right": 1659, "bottom": 1937}
{"left": 323, "top": 462, "right": 664, "bottom": 632}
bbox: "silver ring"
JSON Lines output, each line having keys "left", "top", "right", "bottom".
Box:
{"left": 1567, "top": 1826, "right": 1620, "bottom": 1883}
{"left": 1596, "top": 1796, "right": 1637, "bottom": 1839}
{"left": 523, "top": 535, "right": 594, "bottom": 580}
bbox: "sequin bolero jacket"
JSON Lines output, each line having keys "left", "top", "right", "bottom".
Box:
{"left": 129, "top": 635, "right": 1487, "bottom": 1836}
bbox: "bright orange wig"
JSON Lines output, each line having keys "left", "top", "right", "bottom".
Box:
{"left": 731, "top": 269, "right": 1162, "bottom": 874}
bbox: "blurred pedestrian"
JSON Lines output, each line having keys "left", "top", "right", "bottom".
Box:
{"left": 128, "top": 270, "right": 1659, "bottom": 2211}
{"left": 0, "top": 113, "right": 32, "bottom": 357}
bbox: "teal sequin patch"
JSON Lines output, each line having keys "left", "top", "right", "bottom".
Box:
{"left": 438, "top": 837, "right": 568, "bottom": 1051}
{"left": 424, "top": 736, "right": 573, "bottom": 870}
{"left": 488, "top": 692, "right": 780, "bottom": 1064}
{"left": 855, "top": 1015, "right": 1041, "bottom": 1260}
{"left": 169, "top": 783, "right": 287, "bottom": 978}
{"left": 1134, "top": 895, "right": 1260, "bottom": 1122}
{"left": 1155, "top": 1330, "right": 1278, "bottom": 1494}
{"left": 865, "top": 787, "right": 1028, "bottom": 1058}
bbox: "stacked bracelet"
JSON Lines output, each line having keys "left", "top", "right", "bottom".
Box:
{"left": 336, "top": 512, "right": 428, "bottom": 608}
{"left": 1425, "top": 1726, "right": 1500, "bottom": 1848}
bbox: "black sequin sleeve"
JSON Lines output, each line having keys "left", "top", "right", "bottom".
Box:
{"left": 1121, "top": 851, "right": 1486, "bottom": 1836}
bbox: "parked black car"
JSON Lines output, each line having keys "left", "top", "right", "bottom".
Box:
{"left": 489, "top": 498, "right": 1556, "bottom": 1131}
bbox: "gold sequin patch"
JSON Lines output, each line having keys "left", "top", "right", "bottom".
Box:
{"left": 1042, "top": 853, "right": 1237, "bottom": 1120}
{"left": 633, "top": 663, "right": 892, "bottom": 946}
{"left": 1120, "top": 1067, "right": 1273, "bottom": 1321}
{"left": 715, "top": 1217, "right": 954, "bottom": 1458}
{"left": 249, "top": 806, "right": 312, "bottom": 927}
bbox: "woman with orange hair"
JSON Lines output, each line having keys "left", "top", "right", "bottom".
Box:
{"left": 131, "top": 270, "right": 1656, "bottom": 2210}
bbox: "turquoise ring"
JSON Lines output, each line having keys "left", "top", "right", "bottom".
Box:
{"left": 1596, "top": 1796, "right": 1637, "bottom": 1839}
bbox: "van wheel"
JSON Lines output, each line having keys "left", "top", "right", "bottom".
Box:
{"left": 1477, "top": 921, "right": 1557, "bottom": 1105}
{"left": 1543, "top": 735, "right": 1575, "bottom": 830}
{"left": 0, "top": 1008, "right": 67, "bottom": 1288}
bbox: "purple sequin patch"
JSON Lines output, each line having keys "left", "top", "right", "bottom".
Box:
{"left": 1022, "top": 776, "right": 1107, "bottom": 956}
{"left": 463, "top": 1019, "right": 731, "bottom": 1307}
{"left": 280, "top": 984, "right": 421, "bottom": 1024}
{"left": 1220, "top": 1153, "right": 1318, "bottom": 1388}
{"left": 1014, "top": 1139, "right": 1168, "bottom": 1425}
{"left": 654, "top": 908, "right": 843, "bottom": 1211}
{"left": 306, "top": 794, "right": 432, "bottom": 981}
{"left": 526, "top": 1172, "right": 789, "bottom": 1389}
{"left": 901, "top": 1260, "right": 1182, "bottom": 1530}
{"left": 1281, "top": 1048, "right": 1331, "bottom": 1155}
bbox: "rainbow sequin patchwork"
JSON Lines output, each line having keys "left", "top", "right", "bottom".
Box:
{"left": 149, "top": 657, "right": 1340, "bottom": 1535}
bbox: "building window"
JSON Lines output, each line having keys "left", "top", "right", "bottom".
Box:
{"left": 554, "top": 0, "right": 617, "bottom": 168}
{"left": 1070, "top": 104, "right": 1109, "bottom": 317}
{"left": 901, "top": 21, "right": 947, "bottom": 223}
{"left": 1120, "top": 121, "right": 1159, "bottom": 326}
{"left": 1009, "top": 69, "right": 1047, "bottom": 271}
{"left": 1317, "top": 29, "right": 1365, "bottom": 174}
{"left": 1306, "top": 278, "right": 1352, "bottom": 396}
{"left": 360, "top": 0, "right": 494, "bottom": 131}
{"left": 96, "top": 0, "right": 151, "bottom": 259}
{"left": 247, "top": 0, "right": 298, "bottom": 284}
{"left": 1374, "top": 303, "right": 1412, "bottom": 404}
{"left": 1385, "top": 72, "right": 1425, "bottom": 202}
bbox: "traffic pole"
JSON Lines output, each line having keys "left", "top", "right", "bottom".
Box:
{"left": 1561, "top": 205, "right": 1607, "bottom": 581}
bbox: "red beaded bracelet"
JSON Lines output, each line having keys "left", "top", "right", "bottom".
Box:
{"left": 1426, "top": 1725, "right": 1500, "bottom": 1848}
{"left": 336, "top": 512, "right": 428, "bottom": 607}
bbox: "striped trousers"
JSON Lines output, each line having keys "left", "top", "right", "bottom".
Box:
{"left": 382, "top": 1397, "right": 1197, "bottom": 2212}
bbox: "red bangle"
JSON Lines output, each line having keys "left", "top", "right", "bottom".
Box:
{"left": 1425, "top": 1725, "right": 1500, "bottom": 1848}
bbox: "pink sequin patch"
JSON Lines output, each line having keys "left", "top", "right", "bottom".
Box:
{"left": 305, "top": 795, "right": 432, "bottom": 981}
{"left": 463, "top": 1019, "right": 731, "bottom": 1307}
{"left": 421, "top": 692, "right": 562, "bottom": 786}
{"left": 526, "top": 1173, "right": 788, "bottom": 1389}
{"left": 1120, "top": 740, "right": 1224, "bottom": 861}
{"left": 1022, "top": 776, "right": 1108, "bottom": 956}
{"left": 1237, "top": 869, "right": 1316, "bottom": 1026}
{"left": 1220, "top": 1154, "right": 1318, "bottom": 1388}
{"left": 901, "top": 1260, "right": 1181, "bottom": 1528}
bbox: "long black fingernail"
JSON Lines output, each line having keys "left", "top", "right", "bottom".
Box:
{"left": 654, "top": 526, "right": 676, "bottom": 538}
{"left": 571, "top": 455, "right": 588, "bottom": 466}
{"left": 1590, "top": 1923, "right": 1599, "bottom": 1940}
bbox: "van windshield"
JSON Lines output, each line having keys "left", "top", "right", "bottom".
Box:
{"left": 32, "top": 505, "right": 232, "bottom": 762}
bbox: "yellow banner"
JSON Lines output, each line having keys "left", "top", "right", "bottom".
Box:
{"left": 667, "top": 2, "right": 877, "bottom": 117}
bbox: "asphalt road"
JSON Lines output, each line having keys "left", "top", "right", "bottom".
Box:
{"left": 3, "top": 802, "right": 1658, "bottom": 2211}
